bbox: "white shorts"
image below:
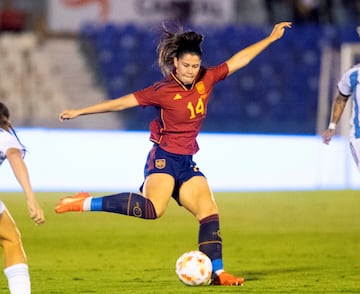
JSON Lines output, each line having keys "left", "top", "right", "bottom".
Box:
{"left": 349, "top": 138, "right": 360, "bottom": 172}
{"left": 0, "top": 200, "right": 6, "bottom": 214}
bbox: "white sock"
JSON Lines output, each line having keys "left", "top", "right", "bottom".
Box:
{"left": 215, "top": 269, "right": 224, "bottom": 276}
{"left": 83, "top": 197, "right": 93, "bottom": 211}
{"left": 4, "top": 263, "right": 31, "bottom": 294}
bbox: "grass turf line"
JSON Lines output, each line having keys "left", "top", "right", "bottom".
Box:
{"left": 0, "top": 190, "right": 358, "bottom": 293}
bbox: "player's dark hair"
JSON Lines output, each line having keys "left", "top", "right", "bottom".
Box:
{"left": 0, "top": 102, "right": 10, "bottom": 130}
{"left": 157, "top": 23, "right": 204, "bottom": 76}
{"left": 0, "top": 102, "right": 25, "bottom": 148}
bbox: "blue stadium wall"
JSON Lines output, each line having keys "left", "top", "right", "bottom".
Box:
{"left": 79, "top": 23, "right": 360, "bottom": 135}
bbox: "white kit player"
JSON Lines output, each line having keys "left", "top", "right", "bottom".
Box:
{"left": 0, "top": 102, "right": 44, "bottom": 293}
{"left": 322, "top": 64, "right": 360, "bottom": 171}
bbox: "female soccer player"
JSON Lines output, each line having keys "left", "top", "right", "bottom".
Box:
{"left": 0, "top": 102, "right": 45, "bottom": 293}
{"left": 56, "top": 21, "right": 292, "bottom": 286}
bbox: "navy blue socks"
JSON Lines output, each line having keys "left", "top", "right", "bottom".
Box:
{"left": 91, "top": 192, "right": 157, "bottom": 219}
{"left": 198, "top": 214, "right": 223, "bottom": 272}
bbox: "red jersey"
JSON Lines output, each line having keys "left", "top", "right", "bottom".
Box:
{"left": 134, "top": 62, "right": 229, "bottom": 155}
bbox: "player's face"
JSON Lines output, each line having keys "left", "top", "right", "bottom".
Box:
{"left": 174, "top": 54, "right": 201, "bottom": 85}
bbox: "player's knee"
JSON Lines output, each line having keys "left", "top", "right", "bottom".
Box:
{"left": 2, "top": 239, "right": 27, "bottom": 267}
{"left": 0, "top": 222, "right": 22, "bottom": 251}
{"left": 196, "top": 203, "right": 218, "bottom": 221}
{"left": 2, "top": 236, "right": 24, "bottom": 255}
{"left": 153, "top": 205, "right": 166, "bottom": 218}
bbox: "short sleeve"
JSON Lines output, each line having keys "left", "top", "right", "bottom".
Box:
{"left": 337, "top": 66, "right": 360, "bottom": 97}
{"left": 0, "top": 130, "right": 25, "bottom": 165}
{"left": 133, "top": 85, "right": 158, "bottom": 106}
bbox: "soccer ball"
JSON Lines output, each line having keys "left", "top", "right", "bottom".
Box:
{"left": 175, "top": 251, "right": 212, "bottom": 286}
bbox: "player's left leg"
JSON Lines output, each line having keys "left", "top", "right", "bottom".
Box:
{"left": 179, "top": 176, "right": 244, "bottom": 286}
{"left": 0, "top": 205, "right": 31, "bottom": 293}
{"left": 349, "top": 139, "right": 360, "bottom": 172}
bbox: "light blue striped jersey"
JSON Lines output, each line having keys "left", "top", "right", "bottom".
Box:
{"left": 0, "top": 128, "right": 25, "bottom": 166}
{"left": 338, "top": 64, "right": 360, "bottom": 139}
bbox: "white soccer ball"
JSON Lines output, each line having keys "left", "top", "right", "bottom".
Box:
{"left": 175, "top": 250, "right": 212, "bottom": 286}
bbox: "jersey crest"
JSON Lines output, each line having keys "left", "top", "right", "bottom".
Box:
{"left": 155, "top": 158, "right": 166, "bottom": 169}
{"left": 195, "top": 81, "right": 206, "bottom": 95}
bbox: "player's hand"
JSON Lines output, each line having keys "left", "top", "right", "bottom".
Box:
{"left": 59, "top": 110, "right": 81, "bottom": 122}
{"left": 27, "top": 199, "right": 45, "bottom": 225}
{"left": 269, "top": 22, "right": 292, "bottom": 41}
{"left": 322, "top": 129, "right": 335, "bottom": 145}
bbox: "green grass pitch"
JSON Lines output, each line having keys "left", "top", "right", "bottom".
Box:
{"left": 0, "top": 190, "right": 359, "bottom": 293}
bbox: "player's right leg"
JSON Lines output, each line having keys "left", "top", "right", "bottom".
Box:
{"left": 349, "top": 139, "right": 360, "bottom": 172}
{"left": 0, "top": 206, "right": 27, "bottom": 267}
{"left": 55, "top": 173, "right": 174, "bottom": 219}
{"left": 0, "top": 203, "right": 31, "bottom": 293}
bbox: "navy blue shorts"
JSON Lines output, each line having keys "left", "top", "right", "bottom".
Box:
{"left": 139, "top": 144, "right": 205, "bottom": 204}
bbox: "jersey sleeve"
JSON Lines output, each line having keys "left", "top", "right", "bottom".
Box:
{"left": 337, "top": 66, "right": 360, "bottom": 97}
{"left": 0, "top": 130, "right": 25, "bottom": 164}
{"left": 133, "top": 85, "right": 159, "bottom": 107}
{"left": 208, "top": 62, "right": 229, "bottom": 84}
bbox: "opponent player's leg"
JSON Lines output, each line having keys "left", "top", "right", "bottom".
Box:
{"left": 55, "top": 173, "right": 174, "bottom": 219}
{"left": 0, "top": 204, "right": 31, "bottom": 293}
{"left": 349, "top": 139, "right": 360, "bottom": 172}
{"left": 179, "top": 176, "right": 244, "bottom": 286}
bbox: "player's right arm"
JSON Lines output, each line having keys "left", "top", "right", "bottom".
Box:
{"left": 59, "top": 93, "right": 139, "bottom": 121}
{"left": 6, "top": 148, "right": 45, "bottom": 225}
{"left": 322, "top": 93, "right": 348, "bottom": 145}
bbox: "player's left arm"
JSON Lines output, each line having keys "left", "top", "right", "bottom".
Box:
{"left": 225, "top": 22, "right": 292, "bottom": 76}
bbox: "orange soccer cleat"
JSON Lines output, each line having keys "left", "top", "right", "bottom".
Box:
{"left": 211, "top": 271, "right": 244, "bottom": 286}
{"left": 55, "top": 192, "right": 90, "bottom": 213}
